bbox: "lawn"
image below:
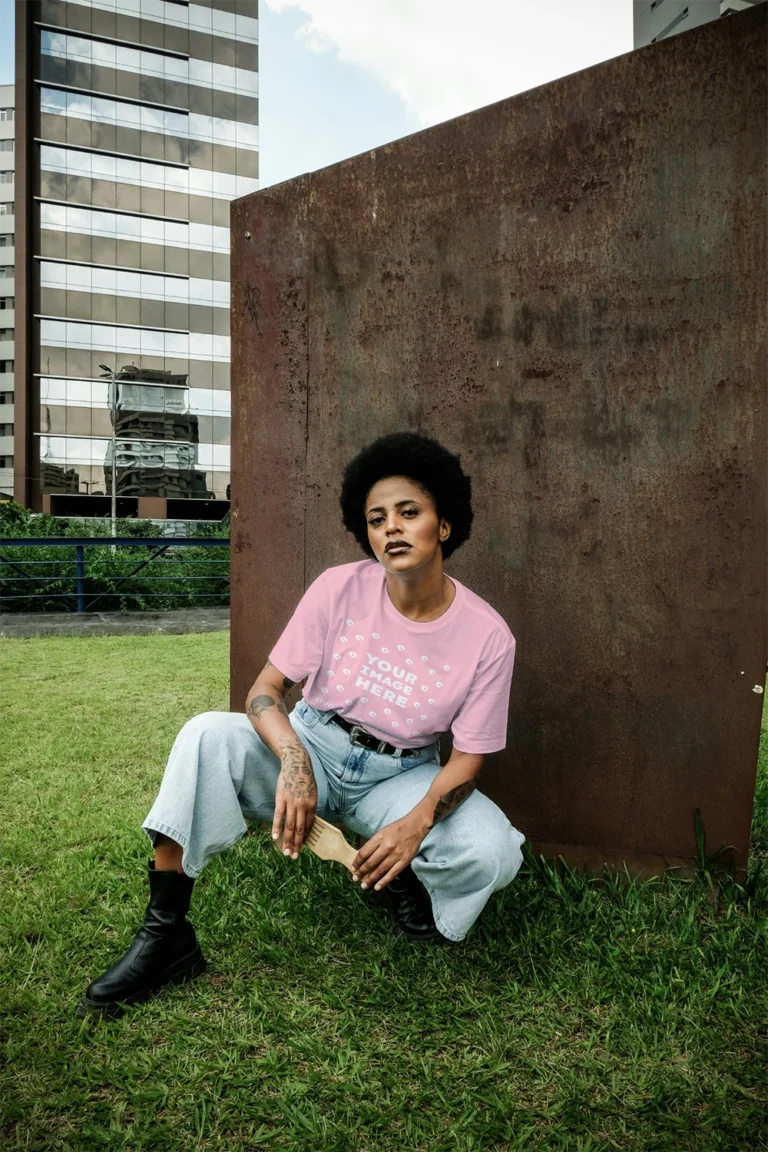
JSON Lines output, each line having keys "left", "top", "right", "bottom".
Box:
{"left": 1, "top": 634, "right": 766, "bottom": 1152}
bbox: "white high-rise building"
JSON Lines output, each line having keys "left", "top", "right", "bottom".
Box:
{"left": 0, "top": 84, "right": 14, "bottom": 498}
{"left": 633, "top": 0, "right": 766, "bottom": 48}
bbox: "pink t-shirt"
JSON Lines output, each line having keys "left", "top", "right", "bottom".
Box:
{"left": 269, "top": 559, "right": 515, "bottom": 754}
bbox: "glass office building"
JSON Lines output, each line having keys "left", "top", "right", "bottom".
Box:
{"left": 0, "top": 85, "right": 14, "bottom": 498}
{"left": 14, "top": 0, "right": 258, "bottom": 518}
{"left": 633, "top": 0, "right": 765, "bottom": 47}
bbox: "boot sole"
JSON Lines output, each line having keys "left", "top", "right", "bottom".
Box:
{"left": 77, "top": 947, "right": 207, "bottom": 1019}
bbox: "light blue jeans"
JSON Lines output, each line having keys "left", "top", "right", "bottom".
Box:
{"left": 143, "top": 698, "right": 525, "bottom": 941}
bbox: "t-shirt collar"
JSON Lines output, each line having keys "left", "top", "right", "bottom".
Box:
{"left": 379, "top": 566, "right": 464, "bottom": 632}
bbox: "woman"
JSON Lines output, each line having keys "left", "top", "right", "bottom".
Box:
{"left": 80, "top": 432, "right": 525, "bottom": 1016}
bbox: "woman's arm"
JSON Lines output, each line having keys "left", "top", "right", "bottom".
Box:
{"left": 409, "top": 749, "right": 485, "bottom": 830}
{"left": 244, "top": 660, "right": 317, "bottom": 860}
{"left": 352, "top": 749, "right": 485, "bottom": 891}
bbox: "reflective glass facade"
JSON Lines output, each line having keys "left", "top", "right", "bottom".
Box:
{"left": 16, "top": 0, "right": 258, "bottom": 515}
{"left": 632, "top": 1, "right": 763, "bottom": 48}
{"left": 0, "top": 84, "right": 13, "bottom": 497}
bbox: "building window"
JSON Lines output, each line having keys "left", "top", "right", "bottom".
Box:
{"left": 0, "top": 235, "right": 8, "bottom": 245}
{"left": 0, "top": 455, "right": 12, "bottom": 467}
{"left": 0, "top": 172, "right": 13, "bottom": 184}
{"left": 0, "top": 298, "right": 13, "bottom": 309}
{"left": 0, "top": 108, "right": 13, "bottom": 121}
{"left": 0, "top": 423, "right": 13, "bottom": 436}
{"left": 0, "top": 140, "right": 13, "bottom": 152}
{"left": 0, "top": 267, "right": 13, "bottom": 277}
{"left": 0, "top": 328, "right": 13, "bottom": 339}
{"left": 0, "top": 391, "right": 13, "bottom": 403}
{"left": 0, "top": 360, "right": 13, "bottom": 372}
{"left": 0, "top": 203, "right": 13, "bottom": 215}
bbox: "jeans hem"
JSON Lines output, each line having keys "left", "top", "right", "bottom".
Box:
{"left": 420, "top": 879, "right": 466, "bottom": 942}
{"left": 142, "top": 819, "right": 233, "bottom": 881}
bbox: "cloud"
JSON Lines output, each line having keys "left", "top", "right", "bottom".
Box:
{"left": 264, "top": 0, "right": 631, "bottom": 129}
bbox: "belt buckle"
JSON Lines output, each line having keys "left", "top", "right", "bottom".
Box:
{"left": 349, "top": 725, "right": 368, "bottom": 748}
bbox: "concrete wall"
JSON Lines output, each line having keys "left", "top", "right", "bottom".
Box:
{"left": 230, "top": 8, "right": 767, "bottom": 872}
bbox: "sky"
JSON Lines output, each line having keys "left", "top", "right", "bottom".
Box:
{"left": 0, "top": 0, "right": 633, "bottom": 187}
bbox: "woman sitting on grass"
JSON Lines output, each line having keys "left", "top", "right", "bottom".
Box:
{"left": 80, "top": 431, "right": 526, "bottom": 1016}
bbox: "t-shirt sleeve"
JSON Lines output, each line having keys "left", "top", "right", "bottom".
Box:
{"left": 268, "top": 570, "right": 330, "bottom": 684}
{"left": 450, "top": 632, "right": 516, "bottom": 754}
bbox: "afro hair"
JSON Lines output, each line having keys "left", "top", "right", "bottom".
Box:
{"left": 339, "top": 431, "right": 473, "bottom": 561}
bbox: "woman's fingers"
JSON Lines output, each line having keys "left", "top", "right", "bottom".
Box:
{"left": 370, "top": 860, "right": 407, "bottom": 892}
{"left": 277, "top": 796, "right": 315, "bottom": 859}
{"left": 358, "top": 848, "right": 398, "bottom": 889}
{"left": 353, "top": 842, "right": 388, "bottom": 882}
{"left": 360, "top": 855, "right": 400, "bottom": 890}
{"left": 272, "top": 794, "right": 286, "bottom": 844}
{"left": 352, "top": 835, "right": 389, "bottom": 876}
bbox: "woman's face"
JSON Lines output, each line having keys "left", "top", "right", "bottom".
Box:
{"left": 364, "top": 475, "right": 451, "bottom": 573}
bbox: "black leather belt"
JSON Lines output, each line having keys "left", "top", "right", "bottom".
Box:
{"left": 329, "top": 712, "right": 418, "bottom": 756}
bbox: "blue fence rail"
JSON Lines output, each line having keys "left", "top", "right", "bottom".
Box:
{"left": 0, "top": 538, "right": 230, "bottom": 613}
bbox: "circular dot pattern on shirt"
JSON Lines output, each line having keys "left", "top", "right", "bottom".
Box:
{"left": 397, "top": 645, "right": 405, "bottom": 651}
{"left": 369, "top": 710, "right": 377, "bottom": 717}
{"left": 337, "top": 685, "right": 344, "bottom": 692}
{"left": 320, "top": 687, "right": 328, "bottom": 693}
{"left": 421, "top": 656, "right": 429, "bottom": 662}
{"left": 333, "top": 653, "right": 341, "bottom": 660}
{"left": 346, "top": 619, "right": 354, "bottom": 625}
{"left": 421, "top": 714, "right": 428, "bottom": 720}
{"left": 429, "top": 698, "right": 435, "bottom": 705}
{"left": 381, "top": 647, "right": 389, "bottom": 653}
{"left": 436, "top": 681, "right": 443, "bottom": 688}
{"left": 361, "top": 696, "right": 368, "bottom": 703}
{"left": 392, "top": 722, "right": 399, "bottom": 728}
{"left": 349, "top": 652, "right": 357, "bottom": 658}
{"left": 406, "top": 719, "right": 413, "bottom": 724}
{"left": 373, "top": 632, "right": 380, "bottom": 639}
{"left": 342, "top": 668, "right": 351, "bottom": 675}
{"left": 429, "top": 669, "right": 436, "bottom": 675}
{"left": 356, "top": 634, "right": 364, "bottom": 641}
{"left": 340, "top": 636, "right": 347, "bottom": 643}
{"left": 444, "top": 665, "right": 451, "bottom": 671}
{"left": 406, "top": 659, "right": 413, "bottom": 665}
{"left": 384, "top": 708, "right": 392, "bottom": 715}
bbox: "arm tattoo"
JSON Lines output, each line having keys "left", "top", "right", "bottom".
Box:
{"left": 247, "top": 693, "right": 288, "bottom": 720}
{"left": 278, "top": 740, "right": 317, "bottom": 801}
{"left": 433, "top": 780, "right": 476, "bottom": 823}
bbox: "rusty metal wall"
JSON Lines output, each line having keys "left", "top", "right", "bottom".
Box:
{"left": 230, "top": 8, "right": 767, "bottom": 872}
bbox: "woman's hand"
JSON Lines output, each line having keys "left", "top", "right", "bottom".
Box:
{"left": 352, "top": 814, "right": 429, "bottom": 891}
{"left": 272, "top": 739, "right": 318, "bottom": 859}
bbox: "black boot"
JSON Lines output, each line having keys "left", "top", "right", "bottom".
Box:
{"left": 78, "top": 862, "right": 206, "bottom": 1017}
{"left": 368, "top": 865, "right": 444, "bottom": 943}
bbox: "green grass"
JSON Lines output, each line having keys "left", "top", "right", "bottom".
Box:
{"left": 1, "top": 635, "right": 766, "bottom": 1152}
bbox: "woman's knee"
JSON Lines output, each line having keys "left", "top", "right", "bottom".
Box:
{"left": 170, "top": 712, "right": 254, "bottom": 785}
{"left": 179, "top": 711, "right": 247, "bottom": 741}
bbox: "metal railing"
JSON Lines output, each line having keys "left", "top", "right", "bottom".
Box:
{"left": 0, "top": 537, "right": 230, "bottom": 613}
